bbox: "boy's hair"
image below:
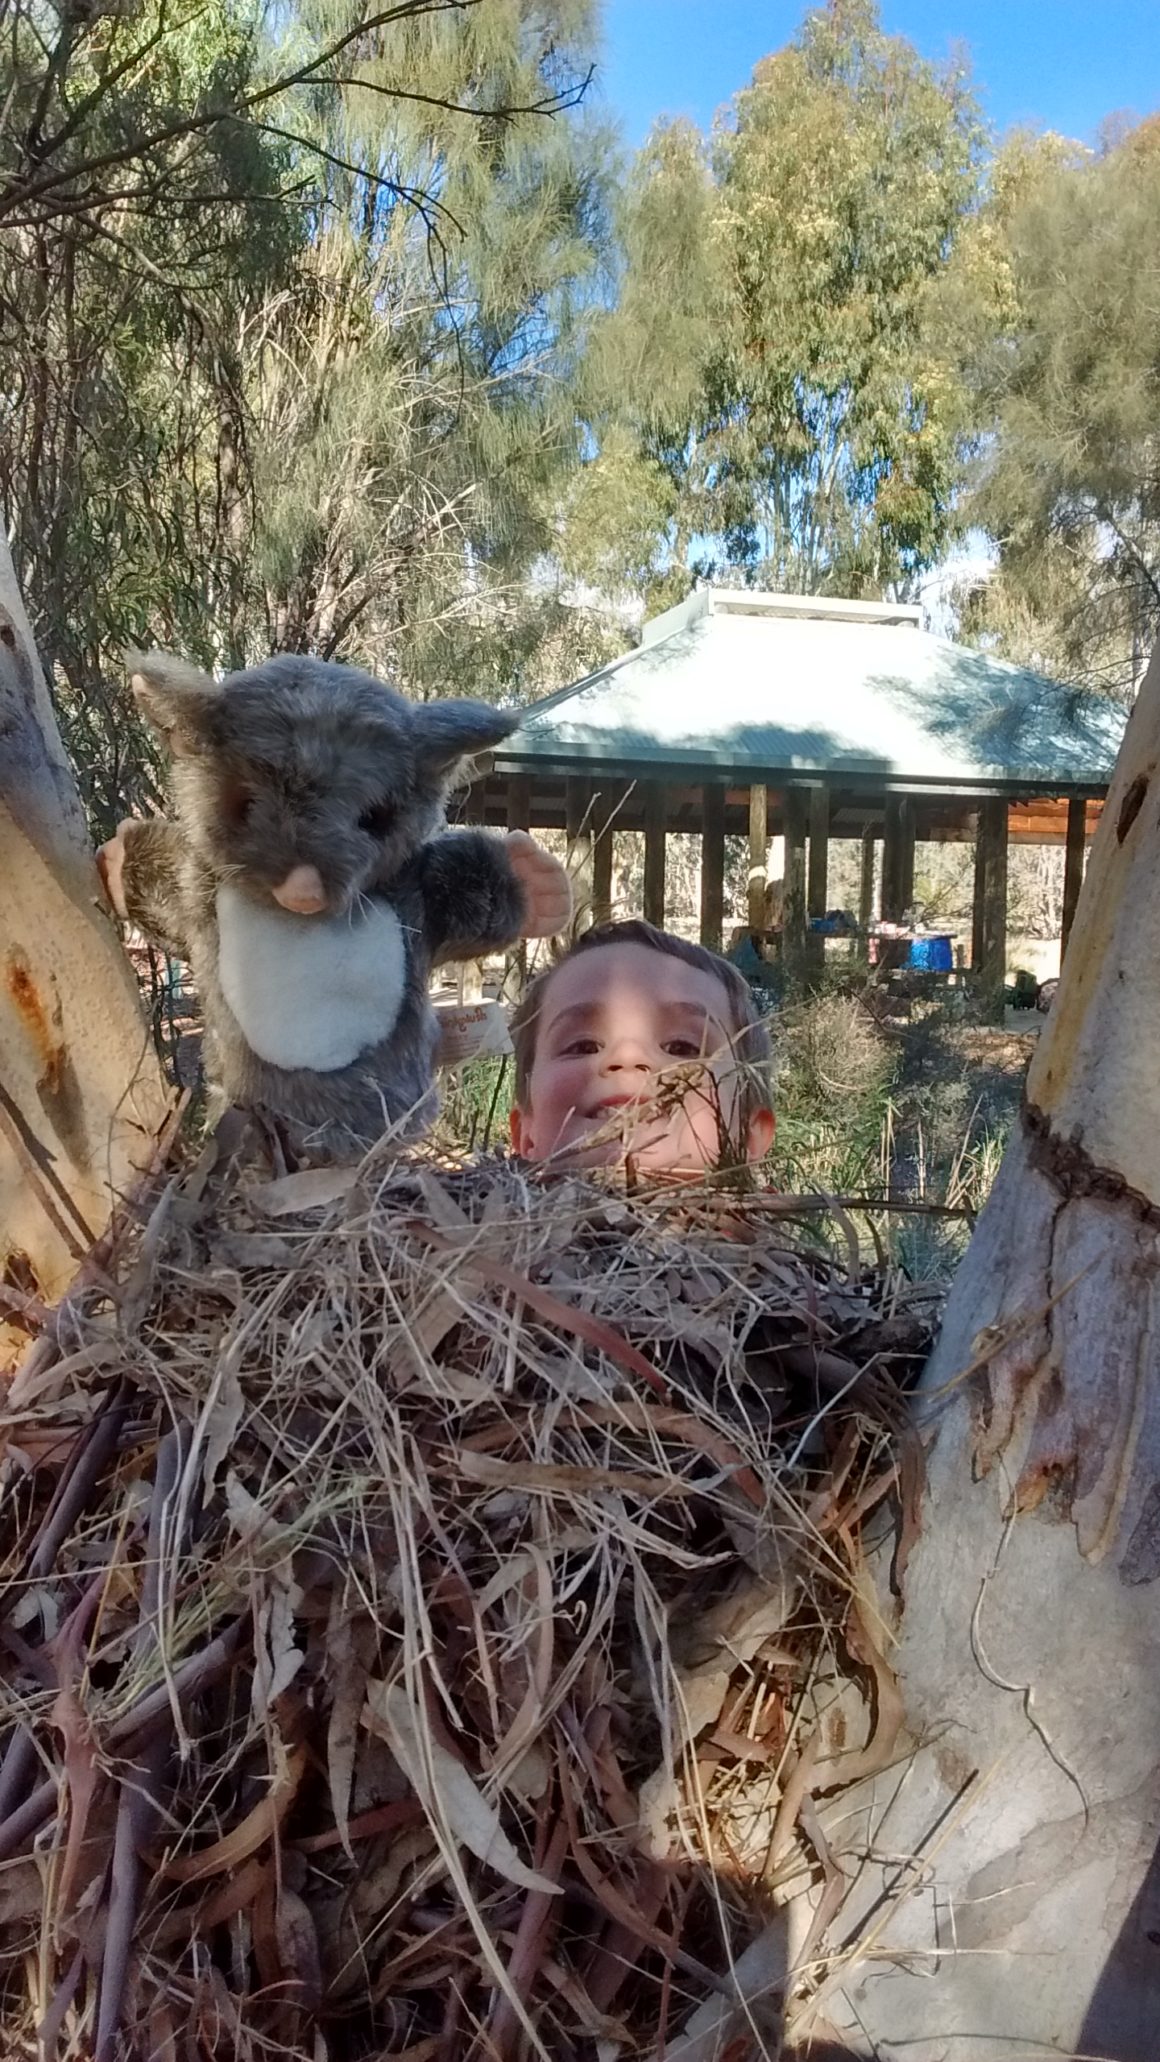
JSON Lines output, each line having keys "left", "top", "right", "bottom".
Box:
{"left": 509, "top": 919, "right": 773, "bottom": 1120}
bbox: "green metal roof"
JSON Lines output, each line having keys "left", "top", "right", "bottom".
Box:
{"left": 499, "top": 591, "right": 1125, "bottom": 794}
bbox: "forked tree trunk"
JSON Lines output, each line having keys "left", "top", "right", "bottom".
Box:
{"left": 817, "top": 644, "right": 1160, "bottom": 2058}
{"left": 0, "top": 534, "right": 169, "bottom": 1342}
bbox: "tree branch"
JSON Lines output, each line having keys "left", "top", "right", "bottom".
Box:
{"left": 0, "top": 0, "right": 484, "bottom": 224}
{"left": 328, "top": 65, "right": 595, "bottom": 123}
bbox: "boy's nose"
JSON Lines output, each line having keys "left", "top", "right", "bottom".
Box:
{"left": 603, "top": 1043, "right": 651, "bottom": 1076}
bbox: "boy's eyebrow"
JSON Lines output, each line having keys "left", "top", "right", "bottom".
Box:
{"left": 547, "top": 997, "right": 724, "bottom": 1043}
{"left": 659, "top": 1000, "right": 714, "bottom": 1022}
{"left": 545, "top": 1001, "right": 603, "bottom": 1035}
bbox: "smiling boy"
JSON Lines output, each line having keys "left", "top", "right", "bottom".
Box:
{"left": 509, "top": 920, "right": 775, "bottom": 1173}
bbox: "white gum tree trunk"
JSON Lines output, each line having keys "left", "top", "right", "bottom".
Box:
{"left": 818, "top": 641, "right": 1160, "bottom": 2059}
{"left": 0, "top": 533, "right": 169, "bottom": 1336}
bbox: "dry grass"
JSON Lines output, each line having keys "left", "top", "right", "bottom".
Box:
{"left": 0, "top": 1134, "right": 936, "bottom": 2061}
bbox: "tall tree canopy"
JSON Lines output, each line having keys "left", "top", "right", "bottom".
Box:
{"left": 0, "top": 0, "right": 612, "bottom": 829}
{"left": 961, "top": 118, "right": 1160, "bottom": 700}
{"left": 578, "top": 0, "right": 991, "bottom": 604}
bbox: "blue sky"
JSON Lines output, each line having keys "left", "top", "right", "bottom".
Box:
{"left": 598, "top": 0, "right": 1160, "bottom": 150}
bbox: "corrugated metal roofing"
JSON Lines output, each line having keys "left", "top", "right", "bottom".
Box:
{"left": 499, "top": 591, "right": 1125, "bottom": 794}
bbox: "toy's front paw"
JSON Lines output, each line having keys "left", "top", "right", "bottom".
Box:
{"left": 505, "top": 830, "right": 572, "bottom": 939}
{"left": 95, "top": 818, "right": 139, "bottom": 921}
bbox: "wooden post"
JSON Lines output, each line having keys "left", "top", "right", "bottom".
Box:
{"left": 565, "top": 777, "right": 594, "bottom": 936}
{"left": 699, "top": 783, "right": 726, "bottom": 951}
{"left": 882, "top": 796, "right": 915, "bottom": 921}
{"left": 643, "top": 783, "right": 666, "bottom": 927}
{"left": 783, "top": 787, "right": 808, "bottom": 967}
{"left": 971, "top": 807, "right": 985, "bottom": 971}
{"left": 807, "top": 787, "right": 830, "bottom": 920}
{"left": 504, "top": 775, "right": 532, "bottom": 991}
{"left": 748, "top": 783, "right": 768, "bottom": 934}
{"left": 881, "top": 798, "right": 901, "bottom": 921}
{"left": 805, "top": 787, "right": 829, "bottom": 975}
{"left": 898, "top": 797, "right": 915, "bottom": 913}
{"left": 1061, "top": 796, "right": 1087, "bottom": 964}
{"left": 592, "top": 785, "right": 617, "bottom": 928}
{"left": 859, "top": 826, "right": 877, "bottom": 936}
{"left": 974, "top": 795, "right": 1009, "bottom": 1002}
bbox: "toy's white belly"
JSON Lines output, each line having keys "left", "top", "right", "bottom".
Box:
{"left": 216, "top": 885, "right": 407, "bottom": 1073}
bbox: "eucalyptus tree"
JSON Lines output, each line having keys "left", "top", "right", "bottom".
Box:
{"left": 577, "top": 0, "right": 993, "bottom": 604}
{"left": 963, "top": 120, "right": 1160, "bottom": 699}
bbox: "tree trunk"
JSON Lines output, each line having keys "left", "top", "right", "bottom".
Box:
{"left": 0, "top": 534, "right": 170, "bottom": 1342}
{"left": 815, "top": 640, "right": 1160, "bottom": 2060}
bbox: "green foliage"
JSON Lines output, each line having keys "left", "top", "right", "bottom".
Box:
{"left": 708, "top": 0, "right": 987, "bottom": 592}
{"left": 437, "top": 1057, "right": 514, "bottom": 1153}
{"left": 0, "top": 0, "right": 614, "bottom": 828}
{"left": 962, "top": 119, "right": 1160, "bottom": 699}
{"left": 769, "top": 989, "right": 896, "bottom": 1194}
{"left": 6, "top": 0, "right": 1156, "bottom": 847}
{"left": 0, "top": 0, "right": 300, "bottom": 828}
{"left": 260, "top": 0, "right": 618, "bottom": 695}
{"left": 766, "top": 983, "right": 1021, "bottom": 1279}
{"left": 578, "top": 0, "right": 992, "bottom": 603}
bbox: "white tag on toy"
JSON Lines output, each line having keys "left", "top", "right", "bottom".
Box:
{"left": 433, "top": 999, "right": 512, "bottom": 1068}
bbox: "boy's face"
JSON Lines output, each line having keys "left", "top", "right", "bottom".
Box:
{"left": 510, "top": 941, "right": 774, "bottom": 1171}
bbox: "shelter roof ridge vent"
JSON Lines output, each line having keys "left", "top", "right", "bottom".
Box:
{"left": 639, "top": 586, "right": 924, "bottom": 647}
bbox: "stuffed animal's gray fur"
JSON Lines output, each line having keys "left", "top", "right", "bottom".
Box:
{"left": 111, "top": 650, "right": 550, "bottom": 1157}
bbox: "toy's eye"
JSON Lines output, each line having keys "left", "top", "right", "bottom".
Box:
{"left": 222, "top": 781, "right": 255, "bottom": 828}
{"left": 359, "top": 800, "right": 394, "bottom": 840}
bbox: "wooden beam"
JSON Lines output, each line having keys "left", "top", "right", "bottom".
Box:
{"left": 974, "top": 796, "right": 1009, "bottom": 1000}
{"left": 807, "top": 787, "right": 830, "bottom": 919}
{"left": 1009, "top": 798, "right": 1105, "bottom": 847}
{"left": 859, "top": 827, "right": 877, "bottom": 936}
{"left": 565, "top": 777, "right": 594, "bottom": 936}
{"left": 748, "top": 783, "right": 768, "bottom": 933}
{"left": 1061, "top": 796, "right": 1087, "bottom": 963}
{"left": 782, "top": 787, "right": 808, "bottom": 963}
{"left": 700, "top": 784, "right": 726, "bottom": 951}
{"left": 643, "top": 783, "right": 666, "bottom": 926}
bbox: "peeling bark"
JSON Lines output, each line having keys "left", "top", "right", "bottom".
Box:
{"left": 814, "top": 642, "right": 1160, "bottom": 2060}
{"left": 0, "top": 535, "right": 169, "bottom": 1334}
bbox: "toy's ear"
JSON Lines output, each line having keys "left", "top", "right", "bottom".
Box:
{"left": 127, "top": 648, "right": 221, "bottom": 751}
{"left": 412, "top": 699, "right": 517, "bottom": 776}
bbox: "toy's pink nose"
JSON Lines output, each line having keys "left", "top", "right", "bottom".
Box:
{"left": 271, "top": 865, "right": 327, "bottom": 915}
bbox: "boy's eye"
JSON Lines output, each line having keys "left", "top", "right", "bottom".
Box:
{"left": 560, "top": 1038, "right": 600, "bottom": 1056}
{"left": 662, "top": 1038, "right": 704, "bottom": 1059}
{"left": 359, "top": 800, "right": 394, "bottom": 839}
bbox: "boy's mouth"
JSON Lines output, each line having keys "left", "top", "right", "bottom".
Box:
{"left": 586, "top": 1093, "right": 643, "bottom": 1118}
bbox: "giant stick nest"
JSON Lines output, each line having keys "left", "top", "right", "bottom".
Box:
{"left": 0, "top": 1129, "right": 938, "bottom": 2062}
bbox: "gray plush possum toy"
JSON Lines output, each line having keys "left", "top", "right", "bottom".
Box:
{"left": 99, "top": 650, "right": 571, "bottom": 1157}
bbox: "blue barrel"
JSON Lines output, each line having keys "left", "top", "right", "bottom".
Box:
{"left": 905, "top": 935, "right": 953, "bottom": 972}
